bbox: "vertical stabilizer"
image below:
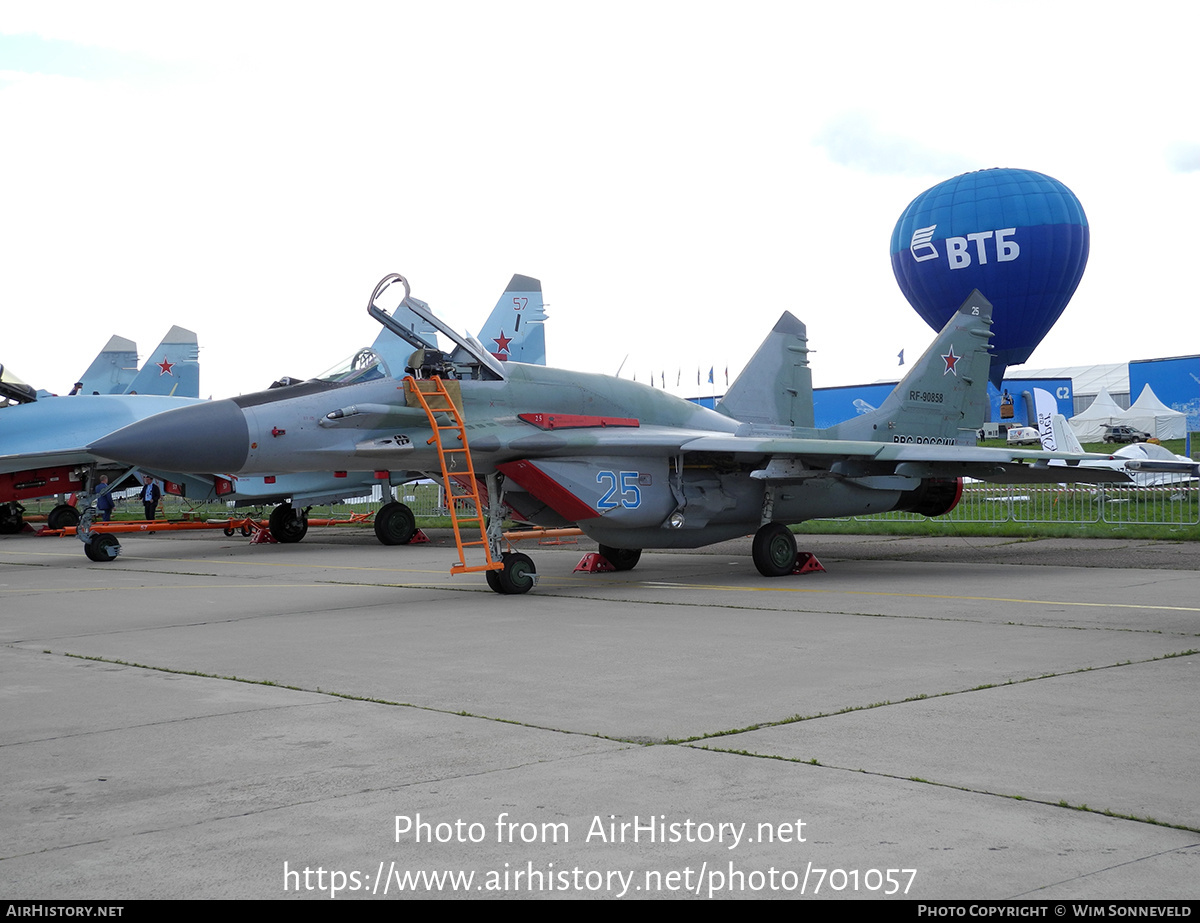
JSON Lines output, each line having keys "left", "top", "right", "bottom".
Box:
{"left": 716, "top": 312, "right": 814, "bottom": 428}
{"left": 1036, "top": 410, "right": 1084, "bottom": 453}
{"left": 369, "top": 275, "right": 548, "bottom": 374}
{"left": 477, "top": 274, "right": 546, "bottom": 365}
{"left": 825, "top": 290, "right": 993, "bottom": 444}
{"left": 77, "top": 335, "right": 139, "bottom": 395}
{"left": 125, "top": 327, "right": 200, "bottom": 397}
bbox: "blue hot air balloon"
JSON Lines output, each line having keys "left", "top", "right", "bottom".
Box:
{"left": 890, "top": 168, "right": 1089, "bottom": 385}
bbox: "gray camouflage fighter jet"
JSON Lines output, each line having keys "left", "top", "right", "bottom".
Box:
{"left": 141, "top": 273, "right": 548, "bottom": 547}
{"left": 92, "top": 273, "right": 1128, "bottom": 593}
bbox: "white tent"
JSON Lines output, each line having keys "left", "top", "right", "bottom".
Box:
{"left": 1125, "top": 384, "right": 1187, "bottom": 440}
{"left": 1068, "top": 387, "right": 1127, "bottom": 442}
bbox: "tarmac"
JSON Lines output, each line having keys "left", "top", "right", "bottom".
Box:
{"left": 2, "top": 525, "right": 1198, "bottom": 900}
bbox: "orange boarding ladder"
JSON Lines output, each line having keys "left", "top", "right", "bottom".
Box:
{"left": 403, "top": 376, "right": 502, "bottom": 577}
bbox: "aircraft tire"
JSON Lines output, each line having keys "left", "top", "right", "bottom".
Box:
{"left": 84, "top": 534, "right": 120, "bottom": 563}
{"left": 269, "top": 503, "right": 308, "bottom": 543}
{"left": 496, "top": 552, "right": 536, "bottom": 595}
{"left": 48, "top": 504, "right": 81, "bottom": 531}
{"left": 752, "top": 522, "right": 797, "bottom": 577}
{"left": 485, "top": 568, "right": 503, "bottom": 593}
{"left": 374, "top": 502, "right": 416, "bottom": 545}
{"left": 598, "top": 544, "right": 641, "bottom": 571}
{"left": 0, "top": 503, "right": 23, "bottom": 534}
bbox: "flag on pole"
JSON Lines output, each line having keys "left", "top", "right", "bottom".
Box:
{"left": 898, "top": 349, "right": 905, "bottom": 366}
{"left": 707, "top": 367, "right": 714, "bottom": 384}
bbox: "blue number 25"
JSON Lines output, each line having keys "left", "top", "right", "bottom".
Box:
{"left": 596, "top": 471, "right": 641, "bottom": 510}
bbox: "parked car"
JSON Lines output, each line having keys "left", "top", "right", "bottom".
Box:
{"left": 1102, "top": 424, "right": 1152, "bottom": 444}
{"left": 1006, "top": 426, "right": 1041, "bottom": 446}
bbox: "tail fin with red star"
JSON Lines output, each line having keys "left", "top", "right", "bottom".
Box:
{"left": 823, "top": 290, "right": 993, "bottom": 445}
{"left": 476, "top": 274, "right": 546, "bottom": 365}
{"left": 124, "top": 326, "right": 200, "bottom": 398}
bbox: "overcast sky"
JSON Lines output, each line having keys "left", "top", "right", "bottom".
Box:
{"left": 2, "top": 2, "right": 1196, "bottom": 399}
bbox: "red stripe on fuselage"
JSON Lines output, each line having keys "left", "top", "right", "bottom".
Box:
{"left": 496, "top": 460, "right": 599, "bottom": 522}
{"left": 517, "top": 413, "right": 639, "bottom": 431}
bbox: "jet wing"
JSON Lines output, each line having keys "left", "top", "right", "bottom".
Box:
{"left": 0, "top": 447, "right": 102, "bottom": 472}
{"left": 661, "top": 434, "right": 1133, "bottom": 485}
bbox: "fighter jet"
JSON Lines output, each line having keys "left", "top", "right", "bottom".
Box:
{"left": 0, "top": 328, "right": 203, "bottom": 535}
{"left": 91, "top": 273, "right": 1129, "bottom": 591}
{"left": 137, "top": 274, "right": 548, "bottom": 546}
{"left": 1, "top": 277, "right": 541, "bottom": 541}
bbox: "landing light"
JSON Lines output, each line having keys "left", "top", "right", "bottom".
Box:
{"left": 668, "top": 511, "right": 685, "bottom": 529}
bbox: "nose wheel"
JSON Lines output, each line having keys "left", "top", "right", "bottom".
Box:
{"left": 84, "top": 533, "right": 121, "bottom": 562}
{"left": 486, "top": 552, "right": 537, "bottom": 595}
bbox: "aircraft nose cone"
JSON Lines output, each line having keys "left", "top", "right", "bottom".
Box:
{"left": 90, "top": 400, "right": 250, "bottom": 473}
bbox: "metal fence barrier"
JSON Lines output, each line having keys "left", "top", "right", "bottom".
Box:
{"left": 16, "top": 478, "right": 1200, "bottom": 530}
{"left": 855, "top": 478, "right": 1199, "bottom": 528}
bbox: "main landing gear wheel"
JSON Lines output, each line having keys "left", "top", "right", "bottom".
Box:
{"left": 374, "top": 501, "right": 416, "bottom": 545}
{"left": 84, "top": 533, "right": 120, "bottom": 562}
{"left": 598, "top": 544, "right": 642, "bottom": 571}
{"left": 490, "top": 552, "right": 537, "bottom": 595}
{"left": 268, "top": 503, "right": 308, "bottom": 543}
{"left": 0, "top": 502, "right": 23, "bottom": 534}
{"left": 752, "top": 522, "right": 797, "bottom": 577}
{"left": 47, "top": 504, "right": 80, "bottom": 530}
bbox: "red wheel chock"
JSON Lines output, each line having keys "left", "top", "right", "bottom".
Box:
{"left": 793, "top": 552, "right": 825, "bottom": 574}
{"left": 408, "top": 529, "right": 430, "bottom": 545}
{"left": 574, "top": 552, "right": 616, "bottom": 573}
{"left": 249, "top": 522, "right": 278, "bottom": 544}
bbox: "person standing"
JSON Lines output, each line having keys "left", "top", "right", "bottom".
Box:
{"left": 96, "top": 475, "right": 114, "bottom": 522}
{"left": 140, "top": 476, "right": 161, "bottom": 520}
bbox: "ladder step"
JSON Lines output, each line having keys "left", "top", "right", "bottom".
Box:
{"left": 405, "top": 373, "right": 494, "bottom": 576}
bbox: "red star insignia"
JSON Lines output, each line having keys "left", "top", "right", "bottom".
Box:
{"left": 492, "top": 331, "right": 513, "bottom": 355}
{"left": 942, "top": 347, "right": 960, "bottom": 376}
{"left": 157, "top": 356, "right": 175, "bottom": 375}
